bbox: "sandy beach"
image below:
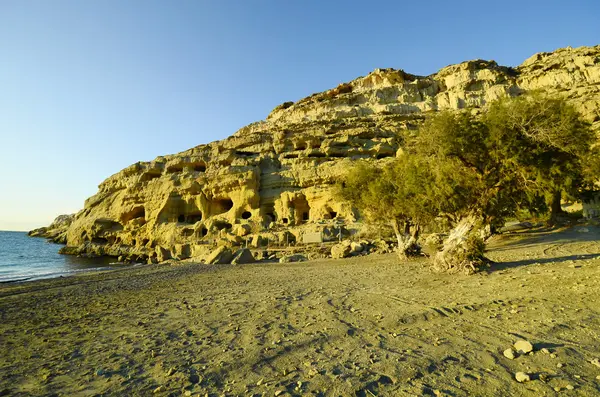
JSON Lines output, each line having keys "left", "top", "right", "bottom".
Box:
{"left": 1, "top": 226, "right": 600, "bottom": 396}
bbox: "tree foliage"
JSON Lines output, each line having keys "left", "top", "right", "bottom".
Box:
{"left": 337, "top": 93, "right": 595, "bottom": 272}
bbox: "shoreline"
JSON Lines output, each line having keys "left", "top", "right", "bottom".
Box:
{"left": 1, "top": 227, "right": 599, "bottom": 396}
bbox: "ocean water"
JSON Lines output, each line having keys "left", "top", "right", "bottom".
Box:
{"left": 0, "top": 231, "right": 124, "bottom": 283}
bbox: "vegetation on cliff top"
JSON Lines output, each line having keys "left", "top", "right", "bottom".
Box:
{"left": 337, "top": 93, "right": 596, "bottom": 273}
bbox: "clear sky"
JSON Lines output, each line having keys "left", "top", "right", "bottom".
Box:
{"left": 0, "top": 0, "right": 598, "bottom": 231}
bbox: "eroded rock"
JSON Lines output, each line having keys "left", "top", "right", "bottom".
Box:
{"left": 231, "top": 248, "right": 255, "bottom": 265}
{"left": 205, "top": 246, "right": 233, "bottom": 265}
{"left": 31, "top": 46, "right": 600, "bottom": 260}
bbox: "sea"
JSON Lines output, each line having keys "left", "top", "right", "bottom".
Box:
{"left": 0, "top": 231, "right": 126, "bottom": 283}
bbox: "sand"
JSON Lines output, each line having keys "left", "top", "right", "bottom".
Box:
{"left": 1, "top": 226, "right": 599, "bottom": 396}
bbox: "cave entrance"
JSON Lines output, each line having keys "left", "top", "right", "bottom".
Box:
{"left": 186, "top": 212, "right": 203, "bottom": 224}
{"left": 213, "top": 220, "right": 232, "bottom": 231}
{"left": 191, "top": 162, "right": 206, "bottom": 172}
{"left": 121, "top": 206, "right": 145, "bottom": 223}
{"left": 211, "top": 198, "right": 234, "bottom": 216}
{"left": 178, "top": 211, "right": 203, "bottom": 224}
{"left": 291, "top": 195, "right": 311, "bottom": 224}
{"left": 241, "top": 211, "right": 252, "bottom": 220}
{"left": 261, "top": 203, "right": 277, "bottom": 226}
{"left": 197, "top": 226, "right": 208, "bottom": 238}
{"left": 166, "top": 164, "right": 184, "bottom": 173}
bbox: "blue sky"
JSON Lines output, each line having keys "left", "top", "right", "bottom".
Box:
{"left": 1, "top": 0, "right": 598, "bottom": 231}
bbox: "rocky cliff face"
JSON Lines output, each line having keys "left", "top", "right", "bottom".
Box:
{"left": 38, "top": 45, "right": 600, "bottom": 263}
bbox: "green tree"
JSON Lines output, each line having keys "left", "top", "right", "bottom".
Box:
{"left": 484, "top": 92, "right": 594, "bottom": 224}
{"left": 337, "top": 157, "right": 430, "bottom": 258}
{"left": 419, "top": 94, "right": 594, "bottom": 273}
{"left": 336, "top": 153, "right": 480, "bottom": 259}
{"left": 339, "top": 93, "right": 595, "bottom": 274}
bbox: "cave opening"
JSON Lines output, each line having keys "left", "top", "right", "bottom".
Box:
{"left": 241, "top": 211, "right": 252, "bottom": 220}
{"left": 186, "top": 212, "right": 203, "bottom": 224}
{"left": 211, "top": 198, "right": 234, "bottom": 215}
{"left": 140, "top": 171, "right": 161, "bottom": 182}
{"left": 330, "top": 211, "right": 338, "bottom": 219}
{"left": 192, "top": 162, "right": 206, "bottom": 172}
{"left": 290, "top": 195, "right": 311, "bottom": 224}
{"left": 167, "top": 164, "right": 184, "bottom": 173}
{"left": 282, "top": 218, "right": 289, "bottom": 224}
{"left": 213, "top": 221, "right": 233, "bottom": 231}
{"left": 121, "top": 206, "right": 146, "bottom": 223}
{"left": 199, "top": 226, "right": 208, "bottom": 237}
{"left": 178, "top": 214, "right": 185, "bottom": 223}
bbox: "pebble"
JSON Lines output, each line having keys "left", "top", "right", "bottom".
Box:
{"left": 566, "top": 384, "right": 574, "bottom": 390}
{"left": 275, "top": 391, "right": 284, "bottom": 396}
{"left": 514, "top": 340, "right": 534, "bottom": 354}
{"left": 503, "top": 348, "right": 516, "bottom": 359}
{"left": 541, "top": 348, "right": 550, "bottom": 354}
{"left": 591, "top": 358, "right": 600, "bottom": 368}
{"left": 557, "top": 363, "right": 564, "bottom": 368}
{"left": 153, "top": 386, "right": 165, "bottom": 393}
{"left": 515, "top": 372, "right": 530, "bottom": 383}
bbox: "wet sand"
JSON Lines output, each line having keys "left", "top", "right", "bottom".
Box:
{"left": 1, "top": 226, "right": 599, "bottom": 396}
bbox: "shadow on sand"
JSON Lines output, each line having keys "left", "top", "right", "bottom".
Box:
{"left": 490, "top": 253, "right": 600, "bottom": 272}
{"left": 485, "top": 225, "right": 600, "bottom": 272}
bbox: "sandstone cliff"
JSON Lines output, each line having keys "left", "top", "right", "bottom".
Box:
{"left": 36, "top": 45, "right": 600, "bottom": 263}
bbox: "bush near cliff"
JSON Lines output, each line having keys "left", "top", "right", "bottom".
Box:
{"left": 338, "top": 93, "right": 595, "bottom": 273}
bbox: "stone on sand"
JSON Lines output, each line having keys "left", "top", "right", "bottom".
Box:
{"left": 514, "top": 340, "right": 533, "bottom": 354}
{"left": 231, "top": 248, "right": 255, "bottom": 265}
{"left": 331, "top": 241, "right": 352, "bottom": 259}
{"left": 503, "top": 348, "right": 516, "bottom": 359}
{"left": 205, "top": 246, "right": 233, "bottom": 265}
{"left": 515, "top": 372, "right": 530, "bottom": 383}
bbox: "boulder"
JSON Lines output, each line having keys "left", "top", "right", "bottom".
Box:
{"left": 156, "top": 246, "right": 171, "bottom": 262}
{"left": 514, "top": 340, "right": 534, "bottom": 354}
{"left": 231, "top": 248, "right": 255, "bottom": 265}
{"left": 205, "top": 246, "right": 233, "bottom": 265}
{"left": 276, "top": 230, "right": 296, "bottom": 245}
{"left": 331, "top": 241, "right": 352, "bottom": 259}
{"left": 251, "top": 235, "right": 269, "bottom": 248}
{"left": 232, "top": 224, "right": 252, "bottom": 237}
{"left": 173, "top": 244, "right": 191, "bottom": 260}
{"left": 350, "top": 241, "right": 364, "bottom": 254}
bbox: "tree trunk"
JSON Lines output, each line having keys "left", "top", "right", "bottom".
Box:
{"left": 433, "top": 214, "right": 490, "bottom": 274}
{"left": 548, "top": 190, "right": 565, "bottom": 226}
{"left": 391, "top": 219, "right": 421, "bottom": 259}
